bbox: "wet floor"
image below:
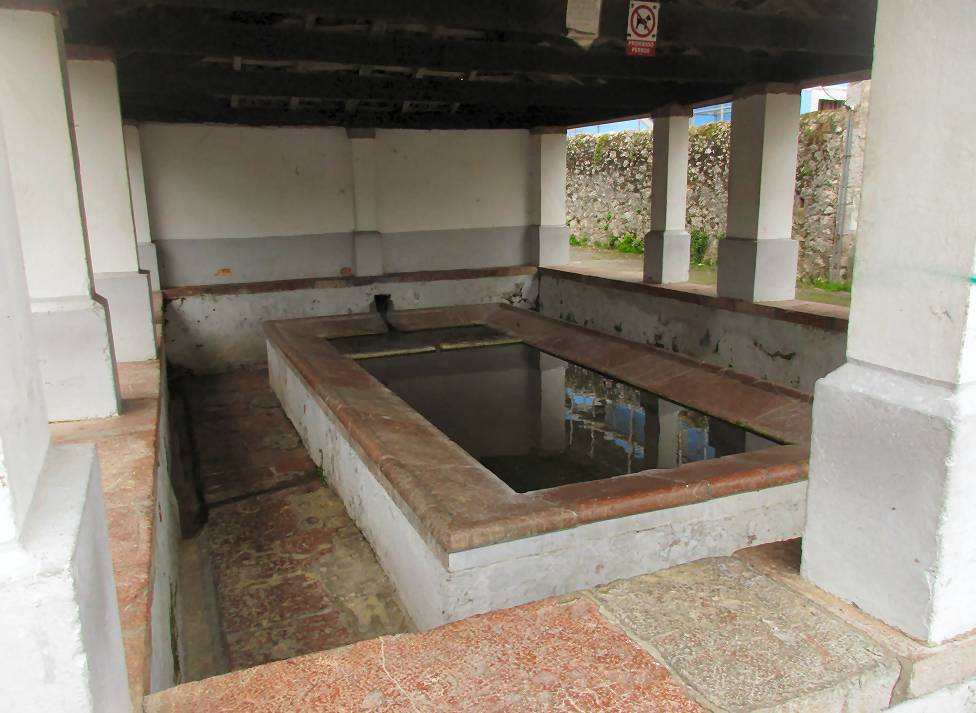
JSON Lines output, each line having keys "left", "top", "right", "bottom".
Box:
{"left": 173, "top": 370, "right": 414, "bottom": 683}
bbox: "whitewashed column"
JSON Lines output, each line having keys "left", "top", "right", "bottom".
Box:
{"left": 528, "top": 127, "right": 570, "bottom": 267}
{"left": 0, "top": 99, "right": 129, "bottom": 713}
{"left": 717, "top": 85, "right": 801, "bottom": 302}
{"left": 349, "top": 128, "right": 383, "bottom": 276}
{"left": 123, "top": 123, "right": 161, "bottom": 290}
{"left": 0, "top": 9, "right": 120, "bottom": 420}
{"left": 68, "top": 56, "right": 157, "bottom": 362}
{"left": 644, "top": 107, "right": 692, "bottom": 284}
{"left": 802, "top": 0, "right": 976, "bottom": 645}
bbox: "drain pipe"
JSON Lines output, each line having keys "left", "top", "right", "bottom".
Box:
{"left": 374, "top": 293, "right": 394, "bottom": 329}
{"left": 830, "top": 107, "right": 856, "bottom": 283}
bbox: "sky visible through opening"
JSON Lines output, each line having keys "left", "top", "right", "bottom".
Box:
{"left": 568, "top": 84, "right": 849, "bottom": 136}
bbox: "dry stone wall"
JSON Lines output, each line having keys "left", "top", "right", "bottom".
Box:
{"left": 566, "top": 85, "right": 867, "bottom": 281}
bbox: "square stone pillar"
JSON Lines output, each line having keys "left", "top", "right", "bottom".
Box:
{"left": 0, "top": 9, "right": 120, "bottom": 420}
{"left": 528, "top": 127, "right": 570, "bottom": 267}
{"left": 717, "top": 86, "right": 801, "bottom": 302}
{"left": 349, "top": 128, "right": 384, "bottom": 276}
{"left": 68, "top": 56, "right": 157, "bottom": 362}
{"left": 802, "top": 0, "right": 976, "bottom": 645}
{"left": 0, "top": 104, "right": 129, "bottom": 713}
{"left": 123, "top": 123, "right": 161, "bottom": 291}
{"left": 644, "top": 107, "right": 692, "bottom": 284}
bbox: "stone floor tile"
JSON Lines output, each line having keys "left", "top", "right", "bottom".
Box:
{"left": 177, "top": 370, "right": 416, "bottom": 674}
{"left": 734, "top": 541, "right": 976, "bottom": 700}
{"left": 145, "top": 596, "right": 708, "bottom": 713}
{"left": 590, "top": 557, "right": 900, "bottom": 712}
{"left": 118, "top": 361, "right": 162, "bottom": 400}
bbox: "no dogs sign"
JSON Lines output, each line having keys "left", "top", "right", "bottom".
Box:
{"left": 627, "top": 1, "right": 659, "bottom": 56}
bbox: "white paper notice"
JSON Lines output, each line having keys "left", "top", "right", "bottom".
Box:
{"left": 567, "top": 0, "right": 603, "bottom": 48}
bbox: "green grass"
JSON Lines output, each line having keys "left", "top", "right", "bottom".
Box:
{"left": 806, "top": 277, "right": 851, "bottom": 292}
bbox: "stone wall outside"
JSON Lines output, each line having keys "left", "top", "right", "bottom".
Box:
{"left": 566, "top": 83, "right": 868, "bottom": 281}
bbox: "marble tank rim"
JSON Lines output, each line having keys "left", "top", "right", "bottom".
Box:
{"left": 263, "top": 303, "right": 812, "bottom": 561}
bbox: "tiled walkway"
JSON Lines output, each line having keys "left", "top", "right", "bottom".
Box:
{"left": 176, "top": 370, "right": 414, "bottom": 679}
{"left": 147, "top": 538, "right": 976, "bottom": 713}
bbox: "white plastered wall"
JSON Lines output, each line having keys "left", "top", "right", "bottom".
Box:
{"left": 123, "top": 123, "right": 161, "bottom": 289}
{"left": 0, "top": 10, "right": 92, "bottom": 301}
{"left": 68, "top": 58, "right": 157, "bottom": 362}
{"left": 66, "top": 60, "right": 140, "bottom": 275}
{"left": 0, "top": 8, "right": 120, "bottom": 420}
{"left": 376, "top": 129, "right": 531, "bottom": 233}
{"left": 802, "top": 0, "right": 976, "bottom": 645}
{"left": 140, "top": 123, "right": 355, "bottom": 242}
{"left": 0, "top": 93, "right": 129, "bottom": 711}
{"left": 137, "top": 124, "right": 544, "bottom": 286}
{"left": 0, "top": 98, "right": 50, "bottom": 542}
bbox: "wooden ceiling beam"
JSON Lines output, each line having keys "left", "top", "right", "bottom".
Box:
{"left": 117, "top": 92, "right": 638, "bottom": 129}
{"left": 80, "top": 0, "right": 876, "bottom": 55}
{"left": 67, "top": 8, "right": 871, "bottom": 85}
{"left": 115, "top": 59, "right": 738, "bottom": 109}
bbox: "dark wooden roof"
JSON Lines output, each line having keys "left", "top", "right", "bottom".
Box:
{"left": 62, "top": 0, "right": 877, "bottom": 129}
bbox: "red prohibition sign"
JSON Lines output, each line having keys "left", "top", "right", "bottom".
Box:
{"left": 630, "top": 4, "right": 656, "bottom": 38}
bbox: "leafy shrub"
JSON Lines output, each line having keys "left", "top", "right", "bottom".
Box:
{"left": 690, "top": 229, "right": 710, "bottom": 265}
{"left": 615, "top": 234, "right": 644, "bottom": 254}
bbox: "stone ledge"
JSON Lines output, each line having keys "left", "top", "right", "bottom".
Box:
{"left": 160, "top": 265, "right": 538, "bottom": 300}
{"left": 264, "top": 304, "right": 812, "bottom": 558}
{"left": 540, "top": 266, "right": 849, "bottom": 333}
{"left": 50, "top": 360, "right": 163, "bottom": 712}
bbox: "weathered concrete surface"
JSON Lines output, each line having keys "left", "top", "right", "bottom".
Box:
{"left": 539, "top": 274, "right": 846, "bottom": 392}
{"left": 590, "top": 557, "right": 900, "bottom": 713}
{"left": 165, "top": 273, "right": 537, "bottom": 373}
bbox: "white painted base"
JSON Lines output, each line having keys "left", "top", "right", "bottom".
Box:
{"left": 643, "top": 230, "right": 691, "bottom": 284}
{"left": 137, "top": 242, "right": 161, "bottom": 291}
{"left": 717, "top": 237, "right": 799, "bottom": 302}
{"left": 269, "top": 341, "right": 807, "bottom": 630}
{"left": 527, "top": 225, "right": 570, "bottom": 267}
{"left": 166, "top": 274, "right": 538, "bottom": 373}
{"left": 353, "top": 231, "right": 383, "bottom": 277}
{"left": 31, "top": 295, "right": 120, "bottom": 421}
{"left": 0, "top": 444, "right": 129, "bottom": 713}
{"left": 803, "top": 362, "right": 976, "bottom": 645}
{"left": 94, "top": 271, "right": 157, "bottom": 362}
